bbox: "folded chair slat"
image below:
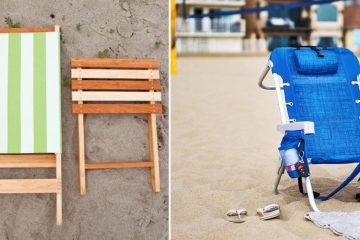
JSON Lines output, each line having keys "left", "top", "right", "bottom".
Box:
{"left": 72, "top": 91, "right": 162, "bottom": 102}
{"left": 71, "top": 58, "right": 159, "bottom": 69}
{"left": 72, "top": 104, "right": 162, "bottom": 114}
{"left": 0, "top": 179, "right": 60, "bottom": 193}
{"left": 85, "top": 162, "right": 154, "bottom": 170}
{"left": 71, "top": 80, "right": 161, "bottom": 90}
{"left": 71, "top": 69, "right": 160, "bottom": 79}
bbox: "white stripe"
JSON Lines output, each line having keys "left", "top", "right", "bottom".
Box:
{"left": 20, "top": 33, "right": 34, "bottom": 153}
{"left": 71, "top": 69, "right": 160, "bottom": 79}
{"left": 71, "top": 91, "right": 162, "bottom": 102}
{"left": 0, "top": 34, "right": 8, "bottom": 153}
{"left": 46, "top": 32, "right": 61, "bottom": 153}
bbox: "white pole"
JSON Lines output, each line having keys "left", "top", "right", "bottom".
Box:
{"left": 273, "top": 73, "right": 286, "bottom": 124}
{"left": 305, "top": 177, "right": 320, "bottom": 212}
{"left": 271, "top": 65, "right": 287, "bottom": 195}
{"left": 272, "top": 68, "right": 321, "bottom": 212}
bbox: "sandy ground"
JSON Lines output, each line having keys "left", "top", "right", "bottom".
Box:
{"left": 0, "top": 1, "right": 168, "bottom": 239}
{"left": 172, "top": 57, "right": 360, "bottom": 240}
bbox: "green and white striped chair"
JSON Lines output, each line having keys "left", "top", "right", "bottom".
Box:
{"left": 0, "top": 26, "right": 62, "bottom": 225}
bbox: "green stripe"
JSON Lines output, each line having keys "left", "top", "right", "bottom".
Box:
{"left": 7, "top": 34, "right": 21, "bottom": 153}
{"left": 33, "top": 33, "right": 47, "bottom": 152}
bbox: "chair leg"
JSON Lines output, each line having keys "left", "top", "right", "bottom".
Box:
{"left": 147, "top": 113, "right": 160, "bottom": 192}
{"left": 304, "top": 177, "right": 320, "bottom": 212}
{"left": 274, "top": 157, "right": 285, "bottom": 195}
{"left": 78, "top": 114, "right": 86, "bottom": 196}
{"left": 56, "top": 153, "right": 62, "bottom": 225}
{"left": 274, "top": 155, "right": 320, "bottom": 212}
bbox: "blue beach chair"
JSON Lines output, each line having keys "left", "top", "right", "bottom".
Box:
{"left": 259, "top": 47, "right": 360, "bottom": 211}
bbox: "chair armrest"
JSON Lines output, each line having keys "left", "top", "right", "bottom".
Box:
{"left": 277, "top": 121, "right": 315, "bottom": 135}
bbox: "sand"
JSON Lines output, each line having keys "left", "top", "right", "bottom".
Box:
{"left": 0, "top": 1, "right": 168, "bottom": 239}
{"left": 171, "top": 57, "right": 360, "bottom": 240}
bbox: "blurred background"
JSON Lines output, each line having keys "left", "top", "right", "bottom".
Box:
{"left": 172, "top": 0, "right": 360, "bottom": 57}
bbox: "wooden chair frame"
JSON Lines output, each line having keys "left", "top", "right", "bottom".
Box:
{"left": 0, "top": 26, "right": 62, "bottom": 225}
{"left": 71, "top": 58, "right": 162, "bottom": 195}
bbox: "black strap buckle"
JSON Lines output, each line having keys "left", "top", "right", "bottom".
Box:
{"left": 311, "top": 47, "right": 324, "bottom": 58}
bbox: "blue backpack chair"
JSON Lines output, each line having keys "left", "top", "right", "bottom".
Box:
{"left": 259, "top": 47, "right": 360, "bottom": 212}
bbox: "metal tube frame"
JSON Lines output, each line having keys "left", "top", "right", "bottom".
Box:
{"left": 260, "top": 61, "right": 320, "bottom": 212}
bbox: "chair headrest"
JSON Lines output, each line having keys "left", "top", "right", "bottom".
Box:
{"left": 294, "top": 49, "right": 339, "bottom": 74}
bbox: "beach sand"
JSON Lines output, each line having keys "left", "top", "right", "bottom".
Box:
{"left": 0, "top": 1, "right": 168, "bottom": 239}
{"left": 171, "top": 57, "right": 360, "bottom": 240}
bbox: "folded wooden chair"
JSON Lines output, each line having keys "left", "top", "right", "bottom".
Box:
{"left": 0, "top": 26, "right": 62, "bottom": 224}
{"left": 71, "top": 58, "right": 162, "bottom": 195}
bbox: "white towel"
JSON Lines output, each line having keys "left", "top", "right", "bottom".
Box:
{"left": 306, "top": 211, "right": 360, "bottom": 240}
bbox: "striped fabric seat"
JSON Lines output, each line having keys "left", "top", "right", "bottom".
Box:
{"left": 0, "top": 32, "right": 61, "bottom": 154}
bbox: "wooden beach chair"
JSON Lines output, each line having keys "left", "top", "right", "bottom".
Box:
{"left": 0, "top": 26, "right": 62, "bottom": 225}
{"left": 71, "top": 58, "right": 162, "bottom": 195}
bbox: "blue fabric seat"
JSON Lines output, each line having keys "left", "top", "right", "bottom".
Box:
{"left": 270, "top": 47, "right": 360, "bottom": 164}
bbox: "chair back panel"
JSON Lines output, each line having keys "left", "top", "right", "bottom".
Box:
{"left": 71, "top": 58, "right": 162, "bottom": 114}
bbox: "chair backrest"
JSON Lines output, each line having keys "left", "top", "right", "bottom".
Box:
{"left": 0, "top": 27, "right": 61, "bottom": 154}
{"left": 270, "top": 47, "right": 360, "bottom": 164}
{"left": 71, "top": 58, "right": 162, "bottom": 114}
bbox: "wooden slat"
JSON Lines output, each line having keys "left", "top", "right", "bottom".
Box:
{"left": 0, "top": 179, "right": 60, "bottom": 193}
{"left": 85, "top": 162, "right": 154, "bottom": 170}
{"left": 78, "top": 114, "right": 86, "bottom": 196}
{"left": 0, "top": 154, "right": 56, "bottom": 161}
{"left": 0, "top": 27, "right": 55, "bottom": 33}
{"left": 56, "top": 153, "right": 62, "bottom": 225}
{"left": 71, "top": 69, "right": 160, "bottom": 79}
{"left": 76, "top": 68, "right": 87, "bottom": 196}
{"left": 71, "top": 80, "right": 161, "bottom": 90}
{"left": 0, "top": 154, "right": 56, "bottom": 167}
{"left": 0, "top": 162, "right": 55, "bottom": 168}
{"left": 72, "top": 91, "right": 162, "bottom": 102}
{"left": 148, "top": 78, "right": 160, "bottom": 192}
{"left": 72, "top": 104, "right": 163, "bottom": 114}
{"left": 148, "top": 113, "right": 160, "bottom": 192}
{"left": 71, "top": 58, "right": 159, "bottom": 69}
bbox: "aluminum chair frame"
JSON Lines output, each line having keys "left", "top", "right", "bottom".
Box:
{"left": 259, "top": 60, "right": 320, "bottom": 212}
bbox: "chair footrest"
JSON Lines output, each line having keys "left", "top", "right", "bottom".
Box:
{"left": 0, "top": 179, "right": 61, "bottom": 193}
{"left": 85, "top": 162, "right": 154, "bottom": 170}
